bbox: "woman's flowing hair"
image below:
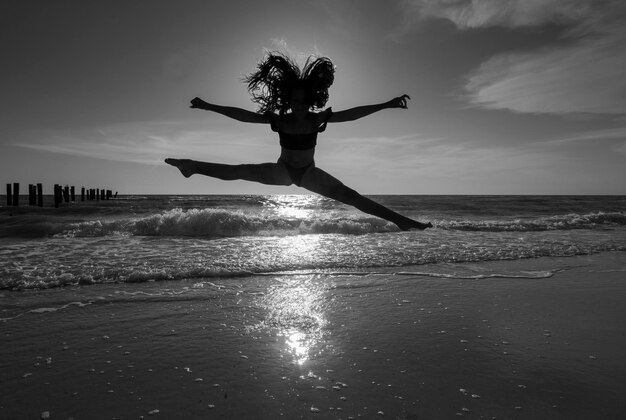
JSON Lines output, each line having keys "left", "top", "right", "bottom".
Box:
{"left": 245, "top": 52, "right": 335, "bottom": 114}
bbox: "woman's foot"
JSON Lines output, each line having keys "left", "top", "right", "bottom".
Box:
{"left": 165, "top": 158, "right": 195, "bottom": 178}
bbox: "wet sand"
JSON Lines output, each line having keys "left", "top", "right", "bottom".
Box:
{"left": 1, "top": 252, "right": 625, "bottom": 419}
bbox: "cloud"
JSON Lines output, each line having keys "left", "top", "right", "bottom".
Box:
{"left": 542, "top": 126, "right": 626, "bottom": 145}
{"left": 408, "top": 0, "right": 591, "bottom": 29}
{"left": 464, "top": 28, "right": 626, "bottom": 114}
{"left": 535, "top": 126, "right": 626, "bottom": 156}
{"left": 318, "top": 131, "right": 554, "bottom": 182}
{"left": 267, "top": 38, "right": 327, "bottom": 63}
{"left": 15, "top": 119, "right": 276, "bottom": 165}
{"left": 406, "top": 0, "right": 626, "bottom": 115}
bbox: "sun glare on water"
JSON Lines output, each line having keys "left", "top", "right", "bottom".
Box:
{"left": 263, "top": 194, "right": 326, "bottom": 220}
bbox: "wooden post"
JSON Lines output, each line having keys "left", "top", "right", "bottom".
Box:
{"left": 12, "top": 183, "right": 19, "bottom": 206}
{"left": 100, "top": 189, "right": 105, "bottom": 200}
{"left": 54, "top": 184, "right": 60, "bottom": 208}
{"left": 81, "top": 187, "right": 85, "bottom": 201}
{"left": 70, "top": 186, "right": 75, "bottom": 202}
{"left": 28, "top": 184, "right": 34, "bottom": 206}
{"left": 6, "top": 184, "right": 12, "bottom": 206}
{"left": 37, "top": 183, "right": 43, "bottom": 207}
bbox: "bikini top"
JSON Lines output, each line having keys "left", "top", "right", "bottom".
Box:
{"left": 268, "top": 109, "right": 333, "bottom": 151}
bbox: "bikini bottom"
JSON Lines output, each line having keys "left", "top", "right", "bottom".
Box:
{"left": 278, "top": 158, "right": 314, "bottom": 187}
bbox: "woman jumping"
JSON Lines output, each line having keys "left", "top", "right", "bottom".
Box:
{"left": 166, "top": 52, "right": 432, "bottom": 230}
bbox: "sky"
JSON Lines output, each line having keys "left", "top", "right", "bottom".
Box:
{"left": 1, "top": 0, "right": 625, "bottom": 195}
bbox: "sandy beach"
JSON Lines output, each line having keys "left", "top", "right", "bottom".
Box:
{"left": 1, "top": 252, "right": 625, "bottom": 419}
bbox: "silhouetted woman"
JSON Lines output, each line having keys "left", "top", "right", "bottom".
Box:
{"left": 166, "top": 52, "right": 432, "bottom": 230}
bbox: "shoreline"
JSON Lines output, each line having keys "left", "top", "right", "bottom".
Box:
{"left": 1, "top": 252, "right": 625, "bottom": 419}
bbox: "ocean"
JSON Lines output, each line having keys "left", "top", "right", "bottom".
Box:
{"left": 2, "top": 195, "right": 626, "bottom": 419}
{"left": 1, "top": 195, "right": 625, "bottom": 291}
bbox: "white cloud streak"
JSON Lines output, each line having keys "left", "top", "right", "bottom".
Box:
{"left": 317, "top": 132, "right": 557, "bottom": 190}
{"left": 15, "top": 119, "right": 277, "bottom": 165}
{"left": 533, "top": 126, "right": 626, "bottom": 157}
{"left": 542, "top": 126, "right": 626, "bottom": 146}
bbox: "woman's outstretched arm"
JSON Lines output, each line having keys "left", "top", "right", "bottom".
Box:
{"left": 190, "top": 97, "right": 269, "bottom": 124}
{"left": 328, "top": 95, "right": 410, "bottom": 123}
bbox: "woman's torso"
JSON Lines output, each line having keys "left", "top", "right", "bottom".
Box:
{"left": 271, "top": 110, "right": 332, "bottom": 168}
{"left": 279, "top": 147, "right": 315, "bottom": 168}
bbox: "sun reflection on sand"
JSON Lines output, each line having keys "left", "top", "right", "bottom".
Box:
{"left": 258, "top": 276, "right": 329, "bottom": 365}
{"left": 285, "top": 330, "right": 312, "bottom": 365}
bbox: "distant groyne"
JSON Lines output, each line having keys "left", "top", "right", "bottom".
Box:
{"left": 5, "top": 183, "right": 117, "bottom": 208}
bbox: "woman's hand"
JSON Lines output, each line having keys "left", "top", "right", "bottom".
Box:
{"left": 190, "top": 97, "right": 208, "bottom": 109}
{"left": 387, "top": 94, "right": 411, "bottom": 109}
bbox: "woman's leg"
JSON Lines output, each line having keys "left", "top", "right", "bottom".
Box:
{"left": 299, "top": 167, "right": 432, "bottom": 230}
{"left": 165, "top": 158, "right": 292, "bottom": 186}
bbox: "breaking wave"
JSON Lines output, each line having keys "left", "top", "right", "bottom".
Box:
{"left": 42, "top": 209, "right": 626, "bottom": 238}
{"left": 438, "top": 212, "right": 625, "bottom": 232}
{"left": 52, "top": 208, "right": 396, "bottom": 238}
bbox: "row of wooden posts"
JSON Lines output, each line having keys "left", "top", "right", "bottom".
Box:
{"left": 5, "top": 183, "right": 117, "bottom": 208}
